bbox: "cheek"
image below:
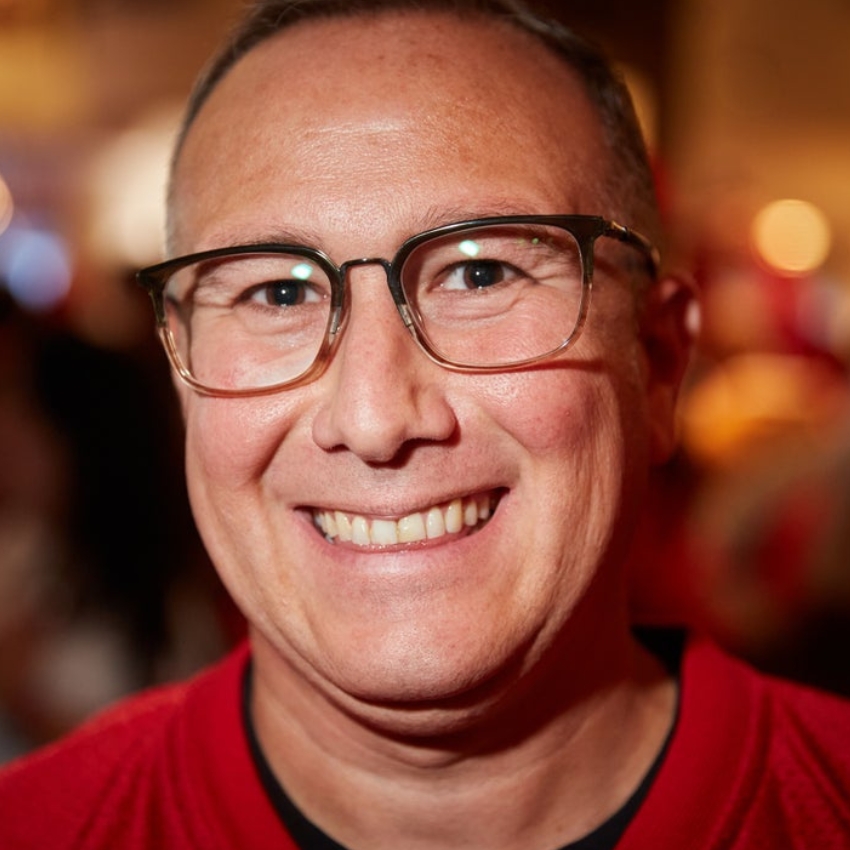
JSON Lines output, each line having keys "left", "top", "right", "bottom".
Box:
{"left": 480, "top": 351, "right": 653, "bottom": 539}
{"left": 181, "top": 395, "right": 309, "bottom": 623}
{"left": 184, "top": 394, "right": 303, "bottom": 491}
{"left": 181, "top": 393, "right": 311, "bottom": 585}
{"left": 477, "top": 366, "right": 619, "bottom": 460}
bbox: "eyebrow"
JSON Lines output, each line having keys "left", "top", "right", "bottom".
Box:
{"left": 223, "top": 226, "right": 328, "bottom": 250}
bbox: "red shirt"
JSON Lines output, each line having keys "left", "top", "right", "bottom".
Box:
{"left": 1, "top": 636, "right": 848, "bottom": 849}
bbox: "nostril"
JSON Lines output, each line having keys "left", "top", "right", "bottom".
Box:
{"left": 311, "top": 360, "right": 458, "bottom": 463}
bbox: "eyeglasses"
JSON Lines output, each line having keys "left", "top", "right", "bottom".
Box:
{"left": 137, "top": 215, "right": 659, "bottom": 397}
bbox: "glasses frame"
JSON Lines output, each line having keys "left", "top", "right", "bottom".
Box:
{"left": 137, "top": 214, "right": 660, "bottom": 397}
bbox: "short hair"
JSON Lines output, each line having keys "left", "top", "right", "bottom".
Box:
{"left": 171, "top": 0, "right": 660, "bottom": 243}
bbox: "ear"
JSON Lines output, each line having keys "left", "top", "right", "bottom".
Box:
{"left": 639, "top": 273, "right": 700, "bottom": 463}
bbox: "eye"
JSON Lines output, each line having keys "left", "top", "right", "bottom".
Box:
{"left": 247, "top": 278, "right": 324, "bottom": 307}
{"left": 441, "top": 260, "right": 520, "bottom": 291}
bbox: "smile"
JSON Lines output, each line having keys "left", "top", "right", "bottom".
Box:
{"left": 312, "top": 492, "right": 501, "bottom": 548}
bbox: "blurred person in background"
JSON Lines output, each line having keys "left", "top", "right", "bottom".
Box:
{"left": 1, "top": 1, "right": 849, "bottom": 848}
{"left": 0, "top": 288, "right": 231, "bottom": 760}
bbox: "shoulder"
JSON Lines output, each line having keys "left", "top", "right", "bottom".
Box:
{"left": 744, "top": 654, "right": 850, "bottom": 819}
{"left": 0, "top": 644, "right": 251, "bottom": 850}
{"left": 630, "top": 634, "right": 850, "bottom": 849}
{"left": 684, "top": 635, "right": 850, "bottom": 757}
{"left": 0, "top": 677, "right": 189, "bottom": 781}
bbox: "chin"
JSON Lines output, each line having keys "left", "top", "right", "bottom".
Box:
{"left": 309, "top": 620, "right": 538, "bottom": 729}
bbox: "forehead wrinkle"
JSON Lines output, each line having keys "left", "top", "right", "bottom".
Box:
{"left": 210, "top": 200, "right": 568, "bottom": 255}
{"left": 199, "top": 225, "right": 329, "bottom": 253}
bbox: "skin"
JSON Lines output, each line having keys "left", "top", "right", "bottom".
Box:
{"left": 170, "top": 11, "right": 695, "bottom": 849}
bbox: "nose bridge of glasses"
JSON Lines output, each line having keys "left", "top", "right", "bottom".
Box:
{"left": 336, "top": 256, "right": 413, "bottom": 324}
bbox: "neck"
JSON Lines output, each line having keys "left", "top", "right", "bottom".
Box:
{"left": 249, "top": 621, "right": 677, "bottom": 850}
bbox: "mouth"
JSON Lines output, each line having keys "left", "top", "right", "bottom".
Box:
{"left": 312, "top": 491, "right": 503, "bottom": 548}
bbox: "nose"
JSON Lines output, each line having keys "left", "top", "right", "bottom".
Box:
{"left": 311, "top": 264, "right": 457, "bottom": 464}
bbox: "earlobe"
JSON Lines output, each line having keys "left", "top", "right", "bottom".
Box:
{"left": 641, "top": 273, "right": 701, "bottom": 463}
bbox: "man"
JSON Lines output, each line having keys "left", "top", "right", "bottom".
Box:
{"left": 1, "top": 1, "right": 848, "bottom": 847}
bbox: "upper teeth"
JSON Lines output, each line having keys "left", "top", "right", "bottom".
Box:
{"left": 313, "top": 494, "right": 495, "bottom": 547}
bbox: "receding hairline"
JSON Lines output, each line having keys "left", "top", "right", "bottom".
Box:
{"left": 179, "top": 3, "right": 545, "bottom": 140}
{"left": 167, "top": 0, "right": 661, "bottom": 250}
{"left": 173, "top": 2, "right": 602, "bottom": 159}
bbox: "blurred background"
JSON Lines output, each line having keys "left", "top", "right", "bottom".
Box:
{"left": 1, "top": 0, "right": 849, "bottom": 759}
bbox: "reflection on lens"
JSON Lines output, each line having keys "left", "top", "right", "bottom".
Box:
{"left": 291, "top": 262, "right": 315, "bottom": 280}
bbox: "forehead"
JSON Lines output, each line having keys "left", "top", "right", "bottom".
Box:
{"left": 171, "top": 10, "right": 610, "bottom": 251}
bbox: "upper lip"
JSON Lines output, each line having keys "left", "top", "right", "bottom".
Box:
{"left": 303, "top": 487, "right": 505, "bottom": 520}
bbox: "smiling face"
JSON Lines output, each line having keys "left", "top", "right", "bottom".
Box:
{"left": 170, "top": 10, "right": 679, "bottom": 727}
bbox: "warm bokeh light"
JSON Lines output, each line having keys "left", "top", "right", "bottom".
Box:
{"left": 680, "top": 353, "right": 849, "bottom": 469}
{"left": 0, "top": 173, "right": 13, "bottom": 236}
{"left": 751, "top": 199, "right": 832, "bottom": 275}
{"left": 621, "top": 64, "right": 658, "bottom": 152}
{"left": 88, "top": 107, "right": 180, "bottom": 268}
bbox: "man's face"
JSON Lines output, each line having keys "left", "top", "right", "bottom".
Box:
{"left": 171, "top": 12, "right": 677, "bottom": 723}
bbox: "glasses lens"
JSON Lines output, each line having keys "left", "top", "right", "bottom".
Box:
{"left": 162, "top": 251, "right": 334, "bottom": 392}
{"left": 400, "top": 223, "right": 587, "bottom": 368}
